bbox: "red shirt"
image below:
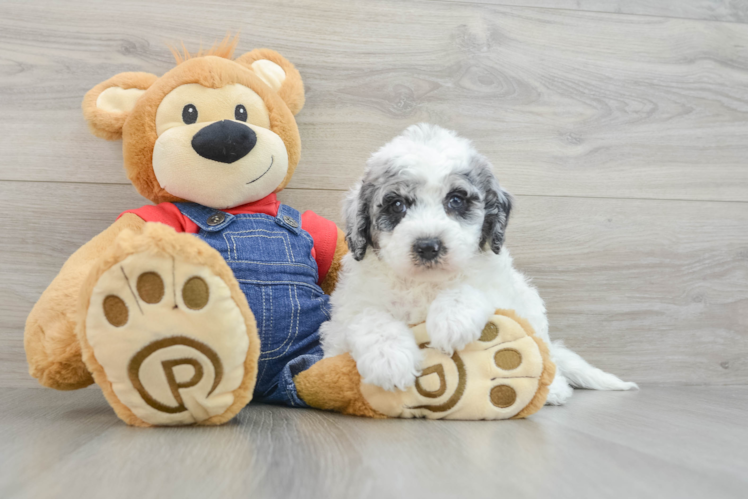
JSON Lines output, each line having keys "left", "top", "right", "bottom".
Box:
{"left": 119, "top": 194, "right": 338, "bottom": 284}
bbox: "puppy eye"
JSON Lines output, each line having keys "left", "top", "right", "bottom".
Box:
{"left": 389, "top": 198, "right": 407, "bottom": 214}
{"left": 448, "top": 194, "right": 466, "bottom": 210}
{"left": 235, "top": 104, "right": 247, "bottom": 122}
{"left": 182, "top": 104, "right": 198, "bottom": 124}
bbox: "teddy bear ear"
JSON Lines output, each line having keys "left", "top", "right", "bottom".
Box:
{"left": 235, "top": 49, "right": 305, "bottom": 115}
{"left": 82, "top": 72, "right": 159, "bottom": 140}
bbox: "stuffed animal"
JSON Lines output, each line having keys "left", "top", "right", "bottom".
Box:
{"left": 24, "top": 37, "right": 554, "bottom": 426}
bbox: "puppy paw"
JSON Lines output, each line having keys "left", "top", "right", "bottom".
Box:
{"left": 356, "top": 343, "right": 422, "bottom": 392}
{"left": 426, "top": 286, "right": 494, "bottom": 355}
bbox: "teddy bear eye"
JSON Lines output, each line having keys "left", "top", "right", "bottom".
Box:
{"left": 235, "top": 104, "right": 247, "bottom": 122}
{"left": 182, "top": 104, "right": 198, "bottom": 124}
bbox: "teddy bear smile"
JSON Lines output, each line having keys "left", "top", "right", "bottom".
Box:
{"left": 246, "top": 155, "right": 274, "bottom": 184}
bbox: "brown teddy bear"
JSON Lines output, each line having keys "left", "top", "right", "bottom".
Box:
{"left": 24, "top": 37, "right": 554, "bottom": 426}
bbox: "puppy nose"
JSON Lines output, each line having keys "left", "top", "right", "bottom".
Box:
{"left": 413, "top": 238, "right": 443, "bottom": 262}
{"left": 191, "top": 120, "right": 257, "bottom": 164}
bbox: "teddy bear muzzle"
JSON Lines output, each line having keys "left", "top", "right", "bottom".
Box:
{"left": 191, "top": 120, "right": 258, "bottom": 164}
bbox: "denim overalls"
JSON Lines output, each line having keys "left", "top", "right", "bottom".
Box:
{"left": 174, "top": 202, "right": 329, "bottom": 407}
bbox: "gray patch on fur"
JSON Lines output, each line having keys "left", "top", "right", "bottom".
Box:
{"left": 344, "top": 158, "right": 423, "bottom": 260}
{"left": 468, "top": 155, "right": 512, "bottom": 254}
{"left": 344, "top": 181, "right": 374, "bottom": 261}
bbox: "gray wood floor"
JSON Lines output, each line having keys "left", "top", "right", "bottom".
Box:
{"left": 1, "top": 386, "right": 747, "bottom": 498}
{"left": 1, "top": 0, "right": 747, "bottom": 497}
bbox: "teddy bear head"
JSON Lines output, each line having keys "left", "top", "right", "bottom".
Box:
{"left": 82, "top": 37, "right": 304, "bottom": 209}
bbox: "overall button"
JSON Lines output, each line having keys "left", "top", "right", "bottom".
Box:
{"left": 283, "top": 215, "right": 298, "bottom": 228}
{"left": 207, "top": 213, "right": 226, "bottom": 226}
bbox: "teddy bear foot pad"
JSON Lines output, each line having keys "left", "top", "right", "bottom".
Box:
{"left": 78, "top": 224, "right": 258, "bottom": 427}
{"left": 361, "top": 313, "right": 553, "bottom": 420}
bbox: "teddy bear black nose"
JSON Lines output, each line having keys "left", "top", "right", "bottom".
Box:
{"left": 191, "top": 120, "right": 257, "bottom": 164}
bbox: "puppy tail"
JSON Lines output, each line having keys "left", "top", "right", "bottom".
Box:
{"left": 551, "top": 341, "right": 639, "bottom": 391}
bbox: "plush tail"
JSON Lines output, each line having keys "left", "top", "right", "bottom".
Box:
{"left": 551, "top": 341, "right": 639, "bottom": 391}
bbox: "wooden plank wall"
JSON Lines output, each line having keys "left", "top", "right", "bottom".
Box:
{"left": 1, "top": 0, "right": 746, "bottom": 387}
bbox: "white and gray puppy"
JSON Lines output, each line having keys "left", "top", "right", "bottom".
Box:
{"left": 320, "top": 124, "right": 637, "bottom": 405}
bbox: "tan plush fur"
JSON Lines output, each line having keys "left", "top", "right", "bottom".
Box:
{"left": 81, "top": 51, "right": 304, "bottom": 204}
{"left": 24, "top": 213, "right": 145, "bottom": 390}
{"left": 82, "top": 73, "right": 159, "bottom": 140}
{"left": 124, "top": 56, "right": 302, "bottom": 203}
{"left": 122, "top": 56, "right": 301, "bottom": 203}
{"left": 76, "top": 223, "right": 260, "bottom": 427}
{"left": 235, "top": 48, "right": 306, "bottom": 117}
{"left": 295, "top": 354, "right": 385, "bottom": 418}
{"left": 29, "top": 42, "right": 314, "bottom": 425}
{"left": 29, "top": 44, "right": 311, "bottom": 414}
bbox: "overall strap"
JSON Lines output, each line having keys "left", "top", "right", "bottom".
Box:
{"left": 173, "top": 202, "right": 235, "bottom": 232}
{"left": 274, "top": 204, "right": 301, "bottom": 235}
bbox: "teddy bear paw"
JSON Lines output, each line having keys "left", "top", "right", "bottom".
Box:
{"left": 360, "top": 313, "right": 553, "bottom": 420}
{"left": 80, "top": 226, "right": 258, "bottom": 426}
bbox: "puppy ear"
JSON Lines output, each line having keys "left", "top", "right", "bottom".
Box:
{"left": 82, "top": 72, "right": 158, "bottom": 140}
{"left": 474, "top": 156, "right": 513, "bottom": 254}
{"left": 235, "top": 49, "right": 305, "bottom": 115}
{"left": 344, "top": 181, "right": 374, "bottom": 261}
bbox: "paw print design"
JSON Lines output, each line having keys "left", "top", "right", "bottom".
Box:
{"left": 81, "top": 230, "right": 257, "bottom": 427}
{"left": 360, "top": 313, "right": 552, "bottom": 420}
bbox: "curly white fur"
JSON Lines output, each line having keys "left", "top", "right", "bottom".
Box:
{"left": 321, "top": 124, "right": 637, "bottom": 403}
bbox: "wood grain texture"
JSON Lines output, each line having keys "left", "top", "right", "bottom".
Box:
{"left": 2, "top": 181, "right": 747, "bottom": 388}
{"left": 1, "top": 386, "right": 747, "bottom": 497}
{"left": 441, "top": 0, "right": 748, "bottom": 24}
{"left": 1, "top": 0, "right": 747, "bottom": 389}
{"left": 1, "top": 0, "right": 748, "bottom": 201}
